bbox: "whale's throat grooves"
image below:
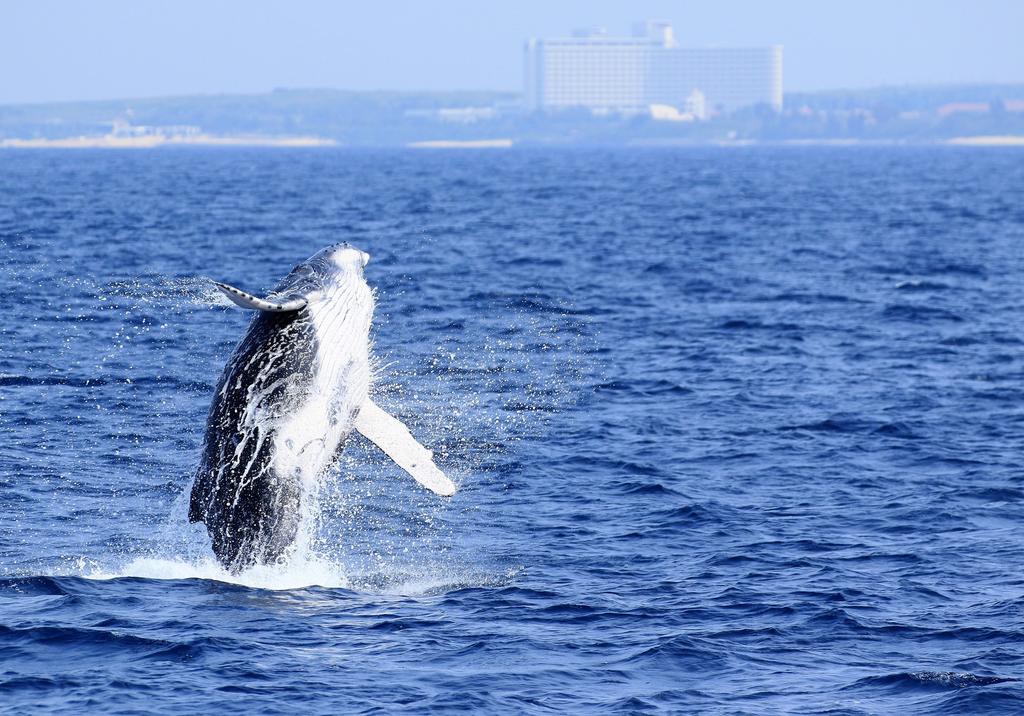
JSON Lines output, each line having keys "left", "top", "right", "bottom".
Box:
{"left": 273, "top": 275, "right": 374, "bottom": 488}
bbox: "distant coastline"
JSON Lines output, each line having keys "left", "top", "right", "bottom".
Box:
{"left": 2, "top": 85, "right": 1023, "bottom": 147}
{"left": 947, "top": 135, "right": 1024, "bottom": 146}
{"left": 0, "top": 133, "right": 335, "bottom": 149}
{"left": 407, "top": 139, "right": 513, "bottom": 149}
{"left": 5, "top": 134, "right": 1023, "bottom": 149}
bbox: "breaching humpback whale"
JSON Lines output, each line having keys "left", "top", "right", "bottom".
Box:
{"left": 188, "top": 243, "right": 455, "bottom": 572}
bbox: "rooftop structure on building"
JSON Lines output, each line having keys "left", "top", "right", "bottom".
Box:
{"left": 524, "top": 21, "right": 782, "bottom": 116}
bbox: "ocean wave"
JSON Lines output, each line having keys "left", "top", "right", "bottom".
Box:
{"left": 849, "top": 671, "right": 1017, "bottom": 691}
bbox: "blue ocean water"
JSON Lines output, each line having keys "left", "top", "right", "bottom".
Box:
{"left": 1, "top": 147, "right": 1023, "bottom": 714}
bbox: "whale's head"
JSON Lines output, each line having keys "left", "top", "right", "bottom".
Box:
{"left": 302, "top": 243, "right": 374, "bottom": 316}
{"left": 283, "top": 243, "right": 372, "bottom": 297}
{"left": 327, "top": 242, "right": 370, "bottom": 272}
{"left": 214, "top": 243, "right": 373, "bottom": 314}
{"left": 303, "top": 242, "right": 369, "bottom": 280}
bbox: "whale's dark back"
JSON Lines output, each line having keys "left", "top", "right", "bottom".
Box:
{"left": 189, "top": 309, "right": 318, "bottom": 572}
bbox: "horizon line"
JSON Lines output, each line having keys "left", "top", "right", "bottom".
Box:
{"left": 3, "top": 80, "right": 1024, "bottom": 109}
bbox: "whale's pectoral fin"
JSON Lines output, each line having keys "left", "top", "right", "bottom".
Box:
{"left": 214, "top": 282, "right": 308, "bottom": 312}
{"left": 354, "top": 400, "right": 457, "bottom": 497}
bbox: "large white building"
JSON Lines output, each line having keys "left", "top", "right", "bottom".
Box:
{"left": 524, "top": 22, "right": 783, "bottom": 116}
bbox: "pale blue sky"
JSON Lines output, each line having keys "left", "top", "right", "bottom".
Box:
{"left": 2, "top": 1, "right": 1022, "bottom": 104}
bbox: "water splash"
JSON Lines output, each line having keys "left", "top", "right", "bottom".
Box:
{"left": 82, "top": 555, "right": 349, "bottom": 591}
{"left": 101, "top": 276, "right": 228, "bottom": 306}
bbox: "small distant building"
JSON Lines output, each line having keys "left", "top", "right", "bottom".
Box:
{"left": 404, "top": 107, "right": 498, "bottom": 123}
{"left": 936, "top": 102, "right": 990, "bottom": 118}
{"left": 110, "top": 119, "right": 201, "bottom": 138}
{"left": 683, "top": 88, "right": 707, "bottom": 120}
{"left": 524, "top": 21, "right": 782, "bottom": 115}
{"left": 648, "top": 90, "right": 708, "bottom": 122}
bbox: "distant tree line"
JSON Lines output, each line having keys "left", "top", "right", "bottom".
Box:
{"left": 2, "top": 84, "right": 1023, "bottom": 145}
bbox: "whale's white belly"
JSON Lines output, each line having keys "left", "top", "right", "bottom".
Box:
{"left": 272, "top": 281, "right": 373, "bottom": 488}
